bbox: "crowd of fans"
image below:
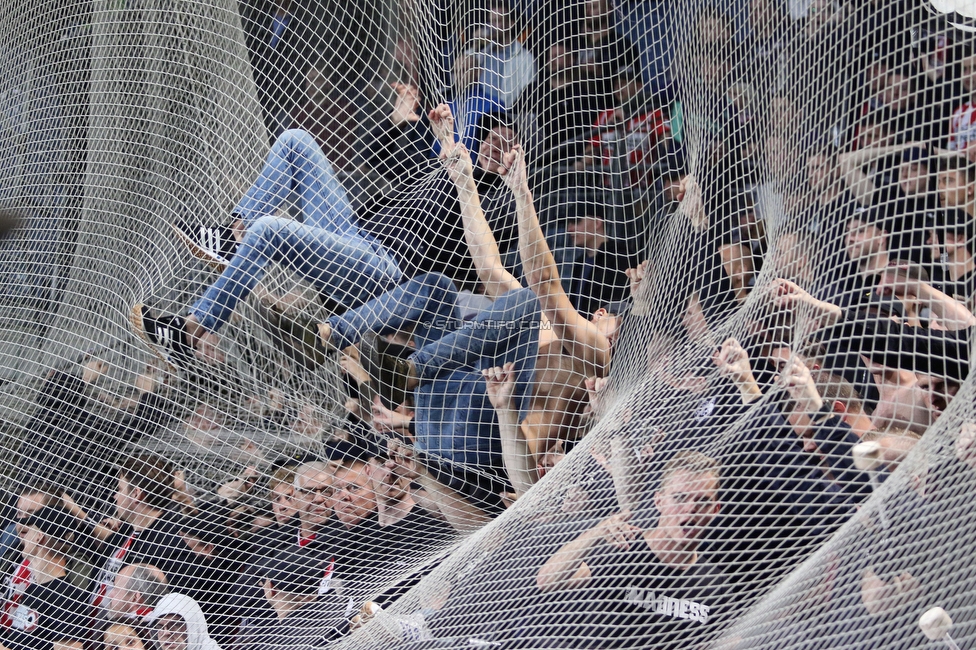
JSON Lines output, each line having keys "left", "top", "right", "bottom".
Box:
{"left": 4, "top": 0, "right": 976, "bottom": 647}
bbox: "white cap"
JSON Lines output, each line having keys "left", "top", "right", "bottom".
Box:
{"left": 919, "top": 606, "right": 953, "bottom": 641}
{"left": 852, "top": 441, "right": 882, "bottom": 471}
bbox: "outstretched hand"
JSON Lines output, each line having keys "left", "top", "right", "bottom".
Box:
{"left": 498, "top": 144, "right": 528, "bottom": 192}
{"left": 391, "top": 83, "right": 421, "bottom": 126}
{"left": 429, "top": 103, "right": 457, "bottom": 156}
{"left": 712, "top": 338, "right": 754, "bottom": 384}
{"left": 483, "top": 362, "right": 516, "bottom": 411}
{"left": 768, "top": 278, "right": 843, "bottom": 326}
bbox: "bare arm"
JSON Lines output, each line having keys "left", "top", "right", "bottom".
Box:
{"left": 484, "top": 363, "right": 538, "bottom": 497}
{"left": 502, "top": 146, "right": 613, "bottom": 377}
{"left": 431, "top": 104, "right": 522, "bottom": 300}
{"left": 838, "top": 143, "right": 918, "bottom": 207}
{"left": 536, "top": 511, "right": 639, "bottom": 592}
{"left": 388, "top": 439, "right": 490, "bottom": 534}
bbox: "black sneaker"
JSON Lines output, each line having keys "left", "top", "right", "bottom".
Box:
{"left": 360, "top": 332, "right": 415, "bottom": 409}
{"left": 172, "top": 221, "right": 238, "bottom": 272}
{"left": 255, "top": 304, "right": 331, "bottom": 370}
{"left": 130, "top": 304, "right": 194, "bottom": 369}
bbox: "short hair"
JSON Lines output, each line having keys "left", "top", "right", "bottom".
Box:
{"left": 813, "top": 371, "right": 865, "bottom": 414}
{"left": 937, "top": 155, "right": 976, "bottom": 184}
{"left": 118, "top": 454, "right": 175, "bottom": 511}
{"left": 124, "top": 564, "right": 171, "bottom": 610}
{"left": 268, "top": 467, "right": 296, "bottom": 494}
{"left": 862, "top": 426, "right": 920, "bottom": 443}
{"left": 293, "top": 461, "right": 330, "bottom": 489}
{"left": 660, "top": 450, "right": 721, "bottom": 491}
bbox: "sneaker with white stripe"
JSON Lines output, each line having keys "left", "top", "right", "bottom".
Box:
{"left": 130, "top": 304, "right": 195, "bottom": 369}
{"left": 172, "top": 221, "right": 238, "bottom": 272}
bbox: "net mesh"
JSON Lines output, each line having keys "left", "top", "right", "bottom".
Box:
{"left": 0, "top": 0, "right": 974, "bottom": 648}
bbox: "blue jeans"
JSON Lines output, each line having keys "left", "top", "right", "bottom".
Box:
{"left": 327, "top": 274, "right": 540, "bottom": 468}
{"left": 190, "top": 130, "right": 402, "bottom": 332}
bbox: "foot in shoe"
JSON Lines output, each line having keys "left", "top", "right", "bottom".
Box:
{"left": 130, "top": 304, "right": 195, "bottom": 369}
{"left": 256, "top": 305, "right": 333, "bottom": 370}
{"left": 360, "top": 332, "right": 416, "bottom": 409}
{"left": 172, "top": 221, "right": 239, "bottom": 271}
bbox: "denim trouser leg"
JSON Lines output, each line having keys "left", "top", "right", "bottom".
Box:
{"left": 412, "top": 287, "right": 541, "bottom": 468}
{"left": 326, "top": 273, "right": 461, "bottom": 350}
{"left": 190, "top": 216, "right": 401, "bottom": 332}
{"left": 233, "top": 129, "right": 357, "bottom": 234}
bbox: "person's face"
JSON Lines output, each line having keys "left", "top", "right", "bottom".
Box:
{"left": 115, "top": 476, "right": 139, "bottom": 521}
{"left": 369, "top": 458, "right": 408, "bottom": 502}
{"left": 962, "top": 55, "right": 976, "bottom": 95}
{"left": 453, "top": 53, "right": 480, "bottom": 91}
{"left": 916, "top": 374, "right": 958, "bottom": 422}
{"left": 14, "top": 492, "right": 46, "bottom": 541}
{"left": 898, "top": 161, "right": 928, "bottom": 196}
{"left": 772, "top": 234, "right": 810, "bottom": 280}
{"left": 882, "top": 73, "right": 912, "bottom": 112}
{"left": 305, "top": 67, "right": 331, "bottom": 102}
{"left": 155, "top": 614, "right": 188, "bottom": 650}
{"left": 548, "top": 44, "right": 572, "bottom": 74}
{"left": 331, "top": 466, "right": 377, "bottom": 528}
{"left": 18, "top": 524, "right": 43, "bottom": 559}
{"left": 270, "top": 483, "right": 298, "bottom": 525}
{"left": 653, "top": 469, "right": 720, "bottom": 545}
{"left": 105, "top": 624, "right": 145, "bottom": 650}
{"left": 614, "top": 77, "right": 642, "bottom": 103}
{"left": 477, "top": 125, "right": 517, "bottom": 173}
{"left": 294, "top": 470, "right": 335, "bottom": 530}
{"left": 845, "top": 220, "right": 887, "bottom": 262}
{"left": 590, "top": 308, "right": 620, "bottom": 349}
{"left": 938, "top": 170, "right": 974, "bottom": 208}
{"left": 806, "top": 154, "right": 834, "bottom": 191}
{"left": 942, "top": 229, "right": 969, "bottom": 256}
{"left": 767, "top": 346, "right": 793, "bottom": 378}
{"left": 107, "top": 568, "right": 140, "bottom": 620}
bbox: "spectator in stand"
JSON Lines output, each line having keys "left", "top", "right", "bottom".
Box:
{"left": 247, "top": 466, "right": 300, "bottom": 555}
{"left": 289, "top": 58, "right": 361, "bottom": 174}
{"left": 535, "top": 451, "right": 726, "bottom": 648}
{"left": 579, "top": 67, "right": 669, "bottom": 188}
{"left": 145, "top": 593, "right": 221, "bottom": 650}
{"left": 472, "top": 0, "right": 535, "bottom": 108}
{"left": 132, "top": 128, "right": 403, "bottom": 370}
{"left": 577, "top": 0, "right": 641, "bottom": 101}
{"left": 104, "top": 622, "right": 153, "bottom": 650}
{"left": 81, "top": 453, "right": 192, "bottom": 634}
{"left": 515, "top": 41, "right": 598, "bottom": 170}
{"left": 552, "top": 202, "right": 637, "bottom": 316}
{"left": 241, "top": 549, "right": 351, "bottom": 649}
{"left": 229, "top": 461, "right": 336, "bottom": 648}
{"left": 106, "top": 563, "right": 170, "bottom": 623}
{"left": 947, "top": 46, "right": 976, "bottom": 155}
{"left": 821, "top": 205, "right": 892, "bottom": 309}
{"left": 362, "top": 87, "right": 519, "bottom": 291}
{"left": 800, "top": 146, "right": 871, "bottom": 282}
{"left": 177, "top": 504, "right": 242, "bottom": 647}
{"left": 0, "top": 504, "right": 88, "bottom": 650}
{"left": 13, "top": 348, "right": 165, "bottom": 519}
{"left": 241, "top": 0, "right": 318, "bottom": 139}
{"left": 931, "top": 207, "right": 976, "bottom": 308}
{"left": 0, "top": 483, "right": 54, "bottom": 571}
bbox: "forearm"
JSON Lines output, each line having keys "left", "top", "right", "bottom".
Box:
{"left": 537, "top": 528, "right": 599, "bottom": 591}
{"left": 415, "top": 465, "right": 490, "bottom": 534}
{"left": 456, "top": 178, "right": 521, "bottom": 299}
{"left": 496, "top": 406, "right": 538, "bottom": 497}
{"left": 917, "top": 283, "right": 976, "bottom": 329}
{"left": 514, "top": 188, "right": 559, "bottom": 290}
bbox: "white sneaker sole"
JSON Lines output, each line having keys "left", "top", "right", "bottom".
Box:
{"left": 172, "top": 223, "right": 230, "bottom": 272}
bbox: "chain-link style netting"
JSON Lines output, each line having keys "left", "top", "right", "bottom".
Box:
{"left": 0, "top": 0, "right": 974, "bottom": 648}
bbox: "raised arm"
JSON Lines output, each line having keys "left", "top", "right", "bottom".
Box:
{"left": 484, "top": 363, "right": 538, "bottom": 497}
{"left": 501, "top": 146, "right": 613, "bottom": 377}
{"left": 838, "top": 143, "right": 917, "bottom": 207}
{"left": 430, "top": 104, "right": 522, "bottom": 300}
{"left": 536, "top": 511, "right": 639, "bottom": 592}
{"left": 388, "top": 439, "right": 490, "bottom": 535}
